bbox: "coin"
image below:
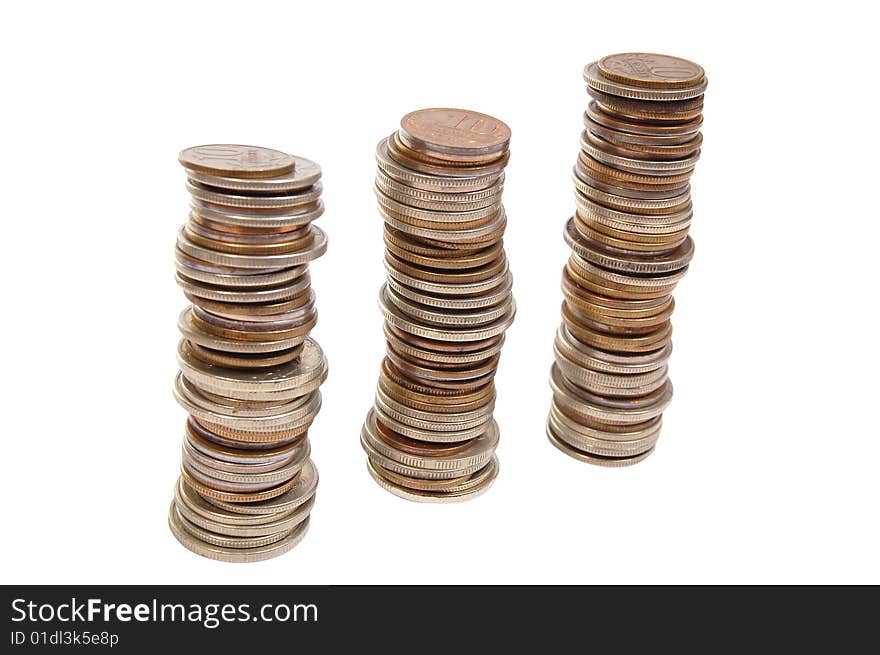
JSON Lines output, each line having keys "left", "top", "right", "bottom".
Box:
{"left": 366, "top": 456, "right": 499, "bottom": 503}
{"left": 597, "top": 53, "right": 705, "bottom": 90}
{"left": 178, "top": 144, "right": 295, "bottom": 179}
{"left": 584, "top": 61, "right": 707, "bottom": 101}
{"left": 169, "top": 505, "right": 310, "bottom": 563}
{"left": 547, "top": 55, "right": 706, "bottom": 465}
{"left": 183, "top": 155, "right": 321, "bottom": 192}
{"left": 169, "top": 145, "right": 328, "bottom": 560}
{"left": 399, "top": 108, "right": 511, "bottom": 160}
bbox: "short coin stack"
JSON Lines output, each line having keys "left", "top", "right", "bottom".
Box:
{"left": 169, "top": 145, "right": 328, "bottom": 561}
{"left": 548, "top": 54, "right": 706, "bottom": 466}
{"left": 361, "top": 109, "right": 515, "bottom": 501}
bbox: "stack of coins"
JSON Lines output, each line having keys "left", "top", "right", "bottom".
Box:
{"left": 168, "top": 145, "right": 328, "bottom": 561}
{"left": 361, "top": 109, "right": 515, "bottom": 501}
{"left": 547, "top": 54, "right": 706, "bottom": 466}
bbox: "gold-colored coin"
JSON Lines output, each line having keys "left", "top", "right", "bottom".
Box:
{"left": 178, "top": 144, "right": 295, "bottom": 179}
{"left": 597, "top": 53, "right": 705, "bottom": 90}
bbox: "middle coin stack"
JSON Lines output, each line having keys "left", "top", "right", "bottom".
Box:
{"left": 361, "top": 108, "right": 515, "bottom": 502}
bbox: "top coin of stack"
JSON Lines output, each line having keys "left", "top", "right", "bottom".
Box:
{"left": 169, "top": 144, "right": 328, "bottom": 562}
{"left": 547, "top": 54, "right": 707, "bottom": 466}
{"left": 362, "top": 109, "right": 515, "bottom": 502}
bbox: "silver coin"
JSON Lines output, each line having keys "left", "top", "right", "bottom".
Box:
{"left": 176, "top": 225, "right": 328, "bottom": 270}
{"left": 550, "top": 364, "right": 672, "bottom": 425}
{"left": 384, "top": 258, "right": 510, "bottom": 297}
{"left": 183, "top": 155, "right": 321, "bottom": 193}
{"left": 204, "top": 459, "right": 319, "bottom": 515}
{"left": 363, "top": 408, "right": 497, "bottom": 468}
{"left": 375, "top": 137, "right": 502, "bottom": 192}
{"left": 365, "top": 456, "right": 499, "bottom": 503}
{"left": 546, "top": 425, "right": 656, "bottom": 467}
{"left": 186, "top": 179, "right": 323, "bottom": 210}
{"left": 177, "top": 337, "right": 327, "bottom": 399}
{"left": 360, "top": 435, "right": 493, "bottom": 481}
{"left": 563, "top": 218, "right": 695, "bottom": 275}
{"left": 190, "top": 198, "right": 325, "bottom": 230}
{"left": 380, "top": 205, "right": 506, "bottom": 244}
{"left": 384, "top": 283, "right": 513, "bottom": 329}
{"left": 176, "top": 488, "right": 314, "bottom": 538}
{"left": 177, "top": 307, "right": 306, "bottom": 354}
{"left": 379, "top": 286, "right": 515, "bottom": 343}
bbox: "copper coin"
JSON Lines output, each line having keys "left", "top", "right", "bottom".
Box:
{"left": 386, "top": 343, "right": 500, "bottom": 380}
{"left": 381, "top": 358, "right": 493, "bottom": 398}
{"left": 391, "top": 132, "right": 503, "bottom": 167}
{"left": 590, "top": 89, "right": 704, "bottom": 122}
{"left": 598, "top": 53, "right": 705, "bottom": 90}
{"left": 584, "top": 125, "right": 703, "bottom": 161}
{"left": 383, "top": 225, "right": 474, "bottom": 258}
{"left": 180, "top": 466, "right": 301, "bottom": 503}
{"left": 179, "top": 144, "right": 295, "bottom": 179}
{"left": 184, "top": 223, "right": 315, "bottom": 255}
{"left": 196, "top": 419, "right": 311, "bottom": 444}
{"left": 385, "top": 349, "right": 497, "bottom": 391}
{"left": 384, "top": 251, "right": 505, "bottom": 286}
{"left": 187, "top": 417, "right": 308, "bottom": 451}
{"left": 561, "top": 268, "right": 673, "bottom": 318}
{"left": 399, "top": 108, "right": 511, "bottom": 159}
{"left": 565, "top": 259, "right": 681, "bottom": 301}
{"left": 577, "top": 214, "right": 690, "bottom": 246}
{"left": 189, "top": 294, "right": 315, "bottom": 320}
{"left": 386, "top": 133, "right": 510, "bottom": 178}
{"left": 190, "top": 309, "right": 317, "bottom": 342}
{"left": 585, "top": 113, "right": 701, "bottom": 149}
{"left": 186, "top": 219, "right": 313, "bottom": 247}
{"left": 374, "top": 419, "right": 473, "bottom": 457}
{"left": 384, "top": 233, "right": 502, "bottom": 270}
{"left": 585, "top": 102, "right": 703, "bottom": 139}
{"left": 573, "top": 169, "right": 689, "bottom": 200}
{"left": 187, "top": 341, "right": 303, "bottom": 369}
{"left": 577, "top": 153, "right": 694, "bottom": 187}
{"left": 378, "top": 370, "right": 495, "bottom": 415}
{"left": 562, "top": 307, "right": 673, "bottom": 353}
{"left": 192, "top": 303, "right": 316, "bottom": 332}
{"left": 185, "top": 420, "right": 305, "bottom": 468}
{"left": 562, "top": 301, "right": 671, "bottom": 335}
{"left": 574, "top": 219, "right": 687, "bottom": 254}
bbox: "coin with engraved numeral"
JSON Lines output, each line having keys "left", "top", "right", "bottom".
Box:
{"left": 598, "top": 53, "right": 705, "bottom": 90}
{"left": 399, "top": 108, "right": 511, "bottom": 160}
{"left": 179, "top": 144, "right": 296, "bottom": 179}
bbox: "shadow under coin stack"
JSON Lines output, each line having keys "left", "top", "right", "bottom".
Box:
{"left": 361, "top": 109, "right": 515, "bottom": 502}
{"left": 168, "top": 145, "right": 328, "bottom": 561}
{"left": 547, "top": 53, "right": 707, "bottom": 466}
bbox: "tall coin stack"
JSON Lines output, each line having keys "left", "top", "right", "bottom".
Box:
{"left": 547, "top": 54, "right": 706, "bottom": 466}
{"left": 361, "top": 109, "right": 515, "bottom": 501}
{"left": 169, "top": 145, "right": 328, "bottom": 561}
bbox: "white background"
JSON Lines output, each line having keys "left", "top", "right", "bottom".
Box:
{"left": 1, "top": 1, "right": 877, "bottom": 585}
